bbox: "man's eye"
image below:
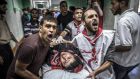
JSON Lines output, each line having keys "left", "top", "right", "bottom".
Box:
{"left": 95, "top": 14, "right": 98, "bottom": 17}
{"left": 88, "top": 15, "right": 93, "bottom": 18}
{"left": 46, "top": 25, "right": 51, "bottom": 28}
{"left": 53, "top": 26, "right": 56, "bottom": 29}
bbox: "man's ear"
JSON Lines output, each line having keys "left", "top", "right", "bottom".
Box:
{"left": 74, "top": 54, "right": 78, "bottom": 56}
{"left": 73, "top": 15, "right": 75, "bottom": 19}
{"left": 120, "top": 1, "right": 126, "bottom": 7}
{"left": 39, "top": 25, "right": 42, "bottom": 33}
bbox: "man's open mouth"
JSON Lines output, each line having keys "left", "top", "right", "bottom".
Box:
{"left": 92, "top": 20, "right": 98, "bottom": 26}
{"left": 92, "top": 22, "right": 98, "bottom": 26}
{"left": 48, "top": 34, "right": 53, "bottom": 39}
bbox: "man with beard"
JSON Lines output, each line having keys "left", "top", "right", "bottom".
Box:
{"left": 0, "top": 0, "right": 18, "bottom": 79}
{"left": 72, "top": 9, "right": 115, "bottom": 79}
{"left": 6, "top": 15, "right": 57, "bottom": 79}
{"left": 57, "top": 8, "right": 84, "bottom": 42}
{"left": 110, "top": 0, "right": 140, "bottom": 79}
{"left": 42, "top": 43, "right": 92, "bottom": 79}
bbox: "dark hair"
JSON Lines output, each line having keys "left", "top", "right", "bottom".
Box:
{"left": 40, "top": 15, "right": 57, "bottom": 26}
{"left": 30, "top": 8, "right": 38, "bottom": 13}
{"left": 69, "top": 6, "right": 76, "bottom": 12}
{"left": 54, "top": 43, "right": 83, "bottom": 59}
{"left": 117, "top": 0, "right": 129, "bottom": 6}
{"left": 75, "top": 7, "right": 83, "bottom": 12}
{"left": 54, "top": 43, "right": 84, "bottom": 71}
{"left": 60, "top": 1, "right": 67, "bottom": 7}
{"left": 0, "top": 0, "right": 7, "bottom": 5}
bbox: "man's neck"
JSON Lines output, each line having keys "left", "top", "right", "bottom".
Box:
{"left": 86, "top": 28, "right": 96, "bottom": 36}
{"left": 39, "top": 32, "right": 50, "bottom": 47}
{"left": 74, "top": 20, "right": 82, "bottom": 27}
{"left": 120, "top": 7, "right": 129, "bottom": 14}
{"left": 62, "top": 12, "right": 68, "bottom": 16}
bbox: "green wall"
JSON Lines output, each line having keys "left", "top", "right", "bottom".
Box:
{"left": 67, "top": 0, "right": 88, "bottom": 8}
{"left": 22, "top": 0, "right": 31, "bottom": 9}
{"left": 7, "top": 0, "right": 23, "bottom": 12}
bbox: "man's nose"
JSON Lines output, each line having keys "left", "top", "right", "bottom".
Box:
{"left": 62, "top": 55, "right": 68, "bottom": 60}
{"left": 49, "top": 27, "right": 54, "bottom": 32}
{"left": 93, "top": 19, "right": 97, "bottom": 22}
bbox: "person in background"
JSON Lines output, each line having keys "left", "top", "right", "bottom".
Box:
{"left": 110, "top": 0, "right": 140, "bottom": 79}
{"left": 6, "top": 15, "right": 57, "bottom": 79}
{"left": 21, "top": 8, "right": 31, "bottom": 26}
{"left": 57, "top": 1, "right": 73, "bottom": 34}
{"left": 23, "top": 8, "right": 39, "bottom": 38}
{"left": 57, "top": 8, "right": 84, "bottom": 42}
{"left": 0, "top": 0, "right": 18, "bottom": 79}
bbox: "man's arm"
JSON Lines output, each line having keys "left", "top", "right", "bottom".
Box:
{"left": 89, "top": 61, "right": 113, "bottom": 78}
{"left": 60, "top": 30, "right": 68, "bottom": 37}
{"left": 92, "top": 1, "right": 103, "bottom": 16}
{"left": 115, "top": 45, "right": 132, "bottom": 52}
{"left": 15, "top": 60, "right": 39, "bottom": 79}
{"left": 0, "top": 55, "right": 4, "bottom": 65}
{"left": 56, "top": 26, "right": 71, "bottom": 43}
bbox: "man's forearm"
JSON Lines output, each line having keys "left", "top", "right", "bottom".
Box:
{"left": 94, "top": 61, "right": 112, "bottom": 76}
{"left": 115, "top": 45, "right": 132, "bottom": 52}
{"left": 60, "top": 30, "right": 68, "bottom": 37}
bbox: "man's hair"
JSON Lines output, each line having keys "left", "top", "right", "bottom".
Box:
{"left": 40, "top": 15, "right": 57, "bottom": 26}
{"left": 83, "top": 8, "right": 97, "bottom": 20}
{"left": 117, "top": 0, "right": 129, "bottom": 6}
{"left": 56, "top": 43, "right": 82, "bottom": 58}
{"left": 30, "top": 8, "right": 38, "bottom": 14}
{"left": 69, "top": 6, "right": 76, "bottom": 12}
{"left": 60, "top": 1, "right": 67, "bottom": 7}
{"left": 0, "top": 0, "right": 7, "bottom": 5}
{"left": 74, "top": 8, "right": 83, "bottom": 12}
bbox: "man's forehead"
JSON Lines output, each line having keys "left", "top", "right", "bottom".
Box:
{"left": 111, "top": 0, "right": 118, "bottom": 3}
{"left": 43, "top": 21, "right": 57, "bottom": 26}
{"left": 60, "top": 3, "right": 67, "bottom": 7}
{"left": 75, "top": 9, "right": 83, "bottom": 13}
{"left": 84, "top": 10, "right": 97, "bottom": 16}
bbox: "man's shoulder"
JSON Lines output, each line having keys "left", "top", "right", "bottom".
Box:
{"left": 23, "top": 34, "right": 39, "bottom": 47}
{"left": 74, "top": 33, "right": 83, "bottom": 38}
{"left": 102, "top": 30, "right": 115, "bottom": 39}
{"left": 103, "top": 30, "right": 115, "bottom": 34}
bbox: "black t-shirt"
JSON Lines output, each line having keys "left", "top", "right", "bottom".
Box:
{"left": 57, "top": 11, "right": 73, "bottom": 32}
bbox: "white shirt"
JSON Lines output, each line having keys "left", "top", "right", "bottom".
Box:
{"left": 66, "top": 21, "right": 85, "bottom": 39}
{"left": 72, "top": 30, "right": 115, "bottom": 79}
{"left": 42, "top": 64, "right": 91, "bottom": 79}
{"left": 113, "top": 9, "right": 140, "bottom": 67}
{"left": 0, "top": 16, "right": 11, "bottom": 44}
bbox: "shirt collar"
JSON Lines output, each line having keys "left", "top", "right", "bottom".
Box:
{"left": 119, "top": 8, "right": 133, "bottom": 19}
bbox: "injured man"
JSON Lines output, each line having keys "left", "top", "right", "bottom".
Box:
{"left": 41, "top": 43, "right": 93, "bottom": 79}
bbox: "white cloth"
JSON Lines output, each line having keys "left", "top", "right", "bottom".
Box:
{"left": 72, "top": 30, "right": 115, "bottom": 79}
{"left": 0, "top": 16, "right": 11, "bottom": 44}
{"left": 42, "top": 64, "right": 91, "bottom": 79}
{"left": 113, "top": 9, "right": 140, "bottom": 67}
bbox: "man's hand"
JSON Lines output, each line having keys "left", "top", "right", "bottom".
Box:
{"left": 88, "top": 71, "right": 96, "bottom": 79}
{"left": 56, "top": 36, "right": 65, "bottom": 44}
{"left": 50, "top": 38, "right": 58, "bottom": 47}
{"left": 0, "top": 56, "right": 4, "bottom": 65}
